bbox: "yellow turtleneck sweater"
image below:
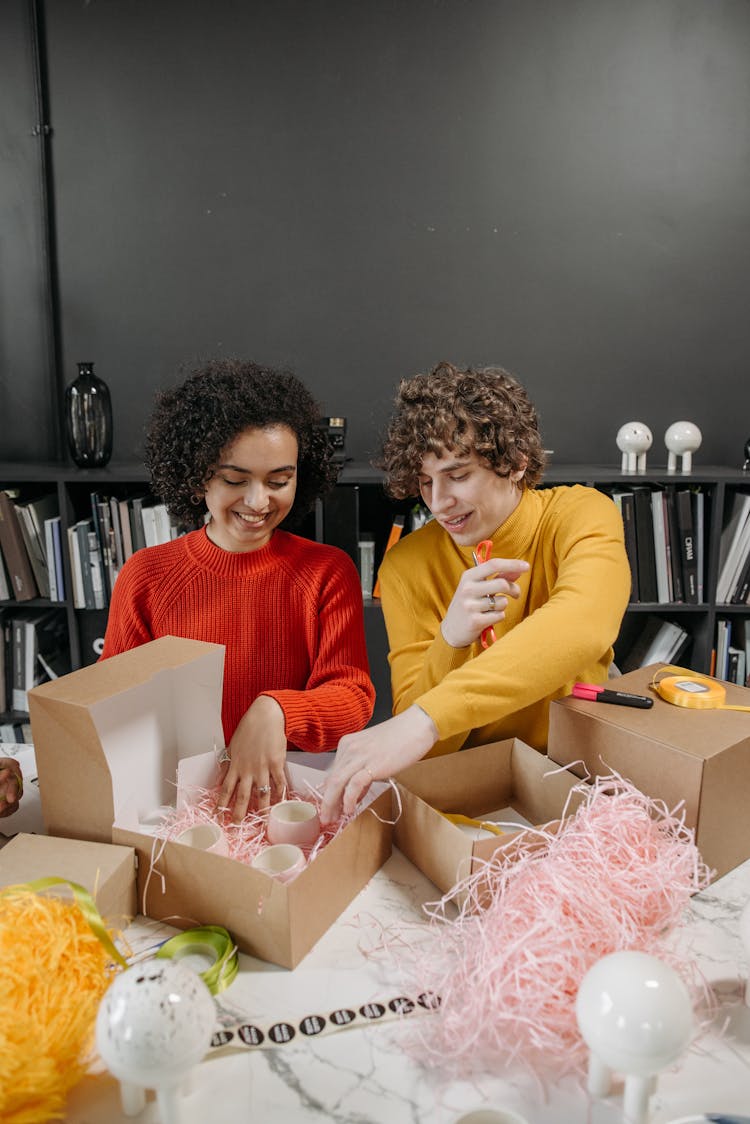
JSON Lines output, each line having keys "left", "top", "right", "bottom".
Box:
{"left": 378, "top": 485, "right": 631, "bottom": 756}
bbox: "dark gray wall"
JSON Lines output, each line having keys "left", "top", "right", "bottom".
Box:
{"left": 0, "top": 0, "right": 59, "bottom": 459}
{"left": 4, "top": 0, "right": 750, "bottom": 467}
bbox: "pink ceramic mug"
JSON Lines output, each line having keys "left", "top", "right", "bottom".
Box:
{"left": 174, "top": 822, "right": 229, "bottom": 857}
{"left": 267, "top": 799, "right": 321, "bottom": 848}
{"left": 251, "top": 843, "right": 306, "bottom": 883}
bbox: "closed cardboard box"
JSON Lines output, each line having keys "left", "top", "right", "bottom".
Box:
{"left": 0, "top": 831, "right": 136, "bottom": 926}
{"left": 28, "top": 636, "right": 391, "bottom": 968}
{"left": 548, "top": 662, "right": 750, "bottom": 879}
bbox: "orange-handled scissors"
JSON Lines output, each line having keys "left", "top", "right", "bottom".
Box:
{"left": 472, "top": 539, "right": 496, "bottom": 648}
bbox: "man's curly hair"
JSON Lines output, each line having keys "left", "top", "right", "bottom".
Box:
{"left": 145, "top": 359, "right": 337, "bottom": 529}
{"left": 378, "top": 361, "right": 546, "bottom": 499}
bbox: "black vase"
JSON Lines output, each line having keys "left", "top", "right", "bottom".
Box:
{"left": 65, "top": 362, "right": 113, "bottom": 468}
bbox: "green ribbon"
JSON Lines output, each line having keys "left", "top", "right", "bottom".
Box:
{"left": 155, "top": 925, "right": 239, "bottom": 995}
{"left": 1, "top": 875, "right": 128, "bottom": 967}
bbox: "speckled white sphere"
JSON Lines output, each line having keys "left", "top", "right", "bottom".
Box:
{"left": 576, "top": 950, "right": 693, "bottom": 1077}
{"left": 664, "top": 421, "right": 702, "bottom": 455}
{"left": 616, "top": 422, "right": 653, "bottom": 455}
{"left": 96, "top": 960, "right": 216, "bottom": 1086}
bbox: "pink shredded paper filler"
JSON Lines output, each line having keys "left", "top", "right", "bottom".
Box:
{"left": 387, "top": 773, "right": 713, "bottom": 1080}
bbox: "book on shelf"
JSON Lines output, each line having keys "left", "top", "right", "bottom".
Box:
{"left": 16, "top": 494, "right": 58, "bottom": 600}
{"left": 715, "top": 618, "right": 732, "bottom": 683}
{"left": 0, "top": 491, "right": 38, "bottom": 601}
{"left": 43, "top": 516, "right": 65, "bottom": 602}
{"left": 725, "top": 618, "right": 750, "bottom": 687}
{"left": 0, "top": 611, "right": 8, "bottom": 712}
{"left": 675, "top": 489, "right": 699, "bottom": 604}
{"left": 723, "top": 514, "right": 750, "bottom": 604}
{"left": 118, "top": 497, "right": 134, "bottom": 560}
{"left": 139, "top": 500, "right": 174, "bottom": 548}
{"left": 372, "top": 514, "right": 405, "bottom": 599}
{"left": 611, "top": 491, "right": 639, "bottom": 602}
{"left": 730, "top": 545, "right": 750, "bottom": 605}
{"left": 663, "top": 488, "right": 684, "bottom": 603}
{"left": 109, "top": 495, "right": 125, "bottom": 571}
{"left": 716, "top": 491, "right": 750, "bottom": 604}
{"left": 90, "top": 493, "right": 116, "bottom": 602}
{"left": 632, "top": 488, "right": 658, "bottom": 604}
{"left": 9, "top": 608, "right": 70, "bottom": 713}
{"left": 620, "top": 615, "right": 690, "bottom": 674}
{"left": 129, "top": 496, "right": 149, "bottom": 552}
{"left": 0, "top": 550, "right": 10, "bottom": 601}
{"left": 650, "top": 489, "right": 670, "bottom": 604}
{"left": 87, "top": 530, "right": 106, "bottom": 610}
{"left": 692, "top": 489, "right": 705, "bottom": 603}
{"left": 66, "top": 522, "right": 86, "bottom": 609}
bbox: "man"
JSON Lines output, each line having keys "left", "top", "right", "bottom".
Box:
{"left": 321, "top": 361, "right": 631, "bottom": 822}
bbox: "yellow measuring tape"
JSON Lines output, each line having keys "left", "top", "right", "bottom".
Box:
{"left": 651, "top": 665, "right": 750, "bottom": 712}
{"left": 155, "top": 924, "right": 239, "bottom": 995}
{"left": 439, "top": 812, "right": 505, "bottom": 835}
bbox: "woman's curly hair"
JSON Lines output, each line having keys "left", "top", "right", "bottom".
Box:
{"left": 145, "top": 359, "right": 337, "bottom": 529}
{"left": 378, "top": 361, "right": 546, "bottom": 499}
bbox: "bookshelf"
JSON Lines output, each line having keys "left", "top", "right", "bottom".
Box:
{"left": 1, "top": 461, "right": 749, "bottom": 727}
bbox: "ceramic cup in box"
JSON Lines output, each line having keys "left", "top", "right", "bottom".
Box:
{"left": 174, "top": 822, "right": 228, "bottom": 857}
{"left": 267, "top": 800, "right": 321, "bottom": 848}
{"left": 251, "top": 843, "right": 306, "bottom": 883}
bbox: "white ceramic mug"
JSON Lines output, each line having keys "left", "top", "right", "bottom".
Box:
{"left": 251, "top": 843, "right": 306, "bottom": 883}
{"left": 267, "top": 799, "right": 321, "bottom": 848}
{"left": 174, "top": 822, "right": 228, "bottom": 857}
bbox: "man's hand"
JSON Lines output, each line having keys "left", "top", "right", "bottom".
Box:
{"left": 319, "top": 706, "right": 438, "bottom": 825}
{"left": 0, "top": 758, "right": 23, "bottom": 819}
{"left": 216, "top": 696, "right": 287, "bottom": 823}
{"left": 441, "top": 557, "right": 528, "bottom": 648}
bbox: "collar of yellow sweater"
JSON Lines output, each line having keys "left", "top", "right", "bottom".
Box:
{"left": 453, "top": 487, "right": 547, "bottom": 564}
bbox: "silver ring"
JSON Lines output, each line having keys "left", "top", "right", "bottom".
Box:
{"left": 217, "top": 748, "right": 231, "bottom": 764}
{"left": 486, "top": 593, "right": 496, "bottom": 611}
{"left": 257, "top": 784, "right": 272, "bottom": 795}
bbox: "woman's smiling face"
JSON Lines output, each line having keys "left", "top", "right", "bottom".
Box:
{"left": 203, "top": 425, "right": 298, "bottom": 552}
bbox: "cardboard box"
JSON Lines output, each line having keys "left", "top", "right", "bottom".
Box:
{"left": 394, "top": 738, "right": 587, "bottom": 899}
{"left": 28, "top": 636, "right": 392, "bottom": 968}
{"left": 548, "top": 662, "right": 750, "bottom": 879}
{"left": 0, "top": 831, "right": 136, "bottom": 925}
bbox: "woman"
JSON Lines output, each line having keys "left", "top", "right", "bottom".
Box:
{"left": 102, "top": 359, "right": 374, "bottom": 822}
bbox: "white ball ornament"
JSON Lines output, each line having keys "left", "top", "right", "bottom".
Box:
{"left": 576, "top": 950, "right": 693, "bottom": 1124}
{"left": 96, "top": 960, "right": 216, "bottom": 1123}
{"left": 665, "top": 421, "right": 702, "bottom": 473}
{"left": 616, "top": 422, "right": 653, "bottom": 473}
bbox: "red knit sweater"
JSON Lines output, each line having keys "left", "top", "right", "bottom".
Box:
{"left": 101, "top": 527, "right": 375, "bottom": 750}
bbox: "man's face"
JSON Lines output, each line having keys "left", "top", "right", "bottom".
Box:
{"left": 416, "top": 448, "right": 524, "bottom": 546}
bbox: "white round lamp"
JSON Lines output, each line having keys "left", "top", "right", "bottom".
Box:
{"left": 616, "top": 422, "right": 653, "bottom": 473}
{"left": 665, "top": 422, "right": 702, "bottom": 473}
{"left": 576, "top": 950, "right": 694, "bottom": 1124}
{"left": 96, "top": 960, "right": 216, "bottom": 1123}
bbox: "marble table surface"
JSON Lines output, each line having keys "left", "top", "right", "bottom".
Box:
{"left": 65, "top": 844, "right": 750, "bottom": 1124}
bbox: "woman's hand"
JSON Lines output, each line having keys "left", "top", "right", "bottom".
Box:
{"left": 319, "top": 705, "right": 438, "bottom": 825}
{"left": 441, "top": 557, "right": 529, "bottom": 648}
{"left": 216, "top": 696, "right": 288, "bottom": 823}
{"left": 0, "top": 758, "right": 23, "bottom": 819}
